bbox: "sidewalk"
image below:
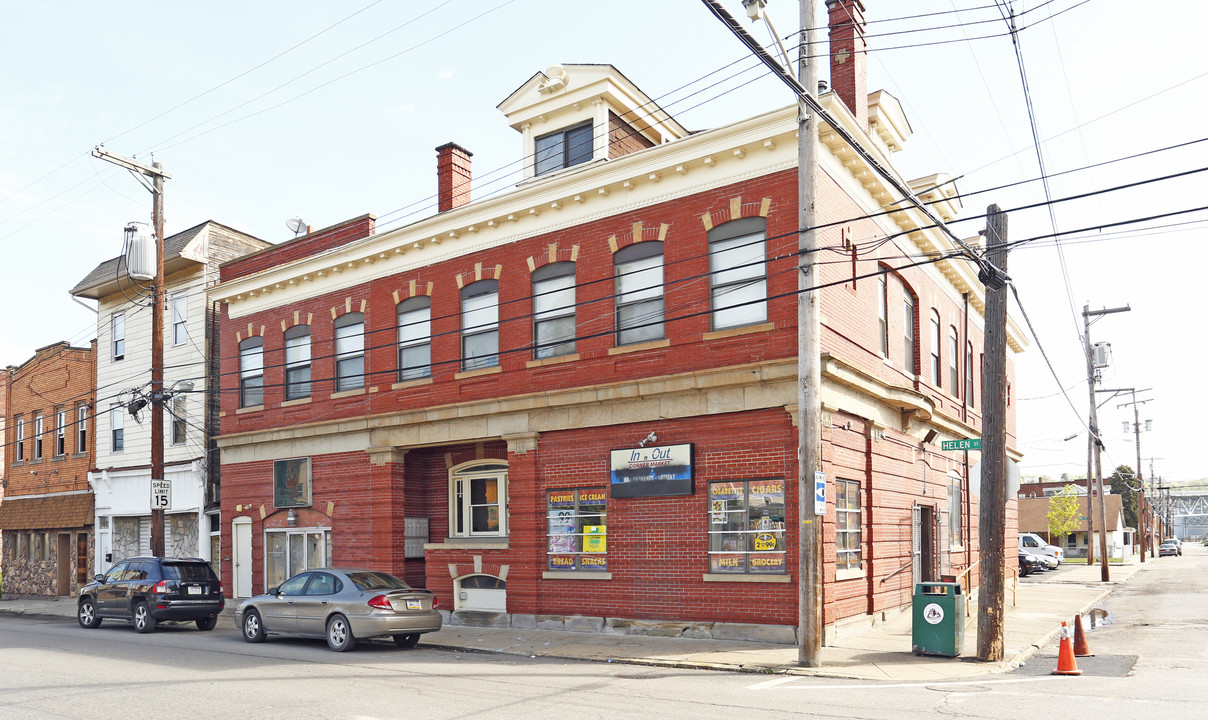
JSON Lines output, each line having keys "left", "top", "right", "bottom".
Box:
{"left": 0, "top": 557, "right": 1144, "bottom": 680}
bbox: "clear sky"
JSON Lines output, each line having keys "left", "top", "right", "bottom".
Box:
{"left": 2, "top": 1, "right": 1205, "bottom": 483}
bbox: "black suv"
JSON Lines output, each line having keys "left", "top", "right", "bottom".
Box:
{"left": 78, "top": 557, "right": 225, "bottom": 633}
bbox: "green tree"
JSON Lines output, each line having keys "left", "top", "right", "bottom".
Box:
{"left": 1108, "top": 465, "right": 1139, "bottom": 530}
{"left": 1046, "top": 484, "right": 1080, "bottom": 545}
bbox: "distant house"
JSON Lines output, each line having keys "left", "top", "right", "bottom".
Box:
{"left": 0, "top": 341, "right": 97, "bottom": 596}
{"left": 1017, "top": 494, "right": 1132, "bottom": 559}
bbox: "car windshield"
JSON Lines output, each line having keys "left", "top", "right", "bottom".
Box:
{"left": 163, "top": 562, "right": 218, "bottom": 582}
{"left": 346, "top": 571, "right": 410, "bottom": 591}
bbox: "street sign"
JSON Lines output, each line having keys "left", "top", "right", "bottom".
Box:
{"left": 941, "top": 438, "right": 981, "bottom": 451}
{"left": 151, "top": 479, "right": 171, "bottom": 510}
{"left": 814, "top": 471, "right": 826, "bottom": 516}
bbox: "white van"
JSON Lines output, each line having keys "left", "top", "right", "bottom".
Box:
{"left": 1018, "top": 532, "right": 1063, "bottom": 565}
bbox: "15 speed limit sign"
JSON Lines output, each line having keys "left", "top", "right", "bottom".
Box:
{"left": 151, "top": 479, "right": 171, "bottom": 510}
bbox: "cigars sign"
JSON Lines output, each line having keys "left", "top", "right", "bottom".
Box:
{"left": 609, "top": 443, "right": 694, "bottom": 498}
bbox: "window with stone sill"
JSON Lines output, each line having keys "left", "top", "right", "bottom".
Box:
{"left": 615, "top": 242, "right": 664, "bottom": 345}
{"left": 836, "top": 479, "right": 862, "bottom": 572}
{"left": 708, "top": 479, "right": 786, "bottom": 574}
{"left": 709, "top": 218, "right": 767, "bottom": 331}
{"left": 450, "top": 461, "right": 508, "bottom": 538}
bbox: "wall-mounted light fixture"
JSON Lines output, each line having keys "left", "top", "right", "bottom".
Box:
{"left": 287, "top": 508, "right": 298, "bottom": 527}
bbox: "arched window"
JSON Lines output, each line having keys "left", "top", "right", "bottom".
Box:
{"left": 449, "top": 461, "right": 509, "bottom": 538}
{"left": 239, "top": 337, "right": 264, "bottom": 407}
{"left": 877, "top": 275, "right": 888, "bottom": 357}
{"left": 708, "top": 218, "right": 766, "bottom": 330}
{"left": 461, "top": 280, "right": 499, "bottom": 371}
{"left": 615, "top": 241, "right": 664, "bottom": 345}
{"left": 284, "top": 325, "right": 311, "bottom": 400}
{"left": 333, "top": 312, "right": 364, "bottom": 391}
{"left": 966, "top": 341, "right": 975, "bottom": 406}
{"left": 949, "top": 326, "right": 960, "bottom": 397}
{"left": 929, "top": 311, "right": 941, "bottom": 387}
{"left": 397, "top": 296, "right": 432, "bottom": 381}
{"left": 903, "top": 292, "right": 917, "bottom": 375}
{"left": 532, "top": 262, "right": 576, "bottom": 359}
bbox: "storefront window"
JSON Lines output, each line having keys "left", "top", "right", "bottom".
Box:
{"left": 546, "top": 488, "right": 607, "bottom": 572}
{"left": 836, "top": 479, "right": 862, "bottom": 571}
{"left": 265, "top": 528, "right": 330, "bottom": 590}
{"left": 708, "top": 479, "right": 786, "bottom": 574}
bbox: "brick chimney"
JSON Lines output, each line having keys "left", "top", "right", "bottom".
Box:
{"left": 436, "top": 142, "right": 473, "bottom": 212}
{"left": 827, "top": 0, "right": 868, "bottom": 131}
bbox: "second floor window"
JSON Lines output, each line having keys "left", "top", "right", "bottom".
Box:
{"left": 397, "top": 297, "right": 432, "bottom": 381}
{"left": 15, "top": 416, "right": 24, "bottom": 461}
{"left": 966, "top": 341, "right": 975, "bottom": 406}
{"left": 930, "top": 312, "right": 941, "bottom": 387}
{"left": 615, "top": 242, "right": 664, "bottom": 345}
{"left": 33, "top": 414, "right": 43, "bottom": 460}
{"left": 334, "top": 312, "right": 365, "bottom": 391}
{"left": 171, "top": 396, "right": 187, "bottom": 445}
{"left": 532, "top": 263, "right": 576, "bottom": 359}
{"left": 110, "top": 405, "right": 124, "bottom": 453}
{"left": 76, "top": 404, "right": 87, "bottom": 454}
{"left": 461, "top": 280, "right": 499, "bottom": 371}
{"left": 877, "top": 275, "right": 889, "bottom": 357}
{"left": 55, "top": 409, "right": 66, "bottom": 456}
{"left": 534, "top": 121, "right": 593, "bottom": 176}
{"left": 708, "top": 219, "right": 767, "bottom": 331}
{"left": 239, "top": 337, "right": 264, "bottom": 408}
{"left": 903, "top": 296, "right": 916, "bottom": 375}
{"left": 949, "top": 328, "right": 960, "bottom": 397}
{"left": 172, "top": 294, "right": 188, "bottom": 345}
{"left": 112, "top": 312, "right": 125, "bottom": 361}
{"left": 284, "top": 325, "right": 312, "bottom": 399}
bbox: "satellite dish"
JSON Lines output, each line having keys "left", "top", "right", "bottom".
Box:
{"left": 286, "top": 217, "right": 307, "bottom": 236}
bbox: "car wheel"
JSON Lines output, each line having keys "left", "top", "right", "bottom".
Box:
{"left": 195, "top": 615, "right": 218, "bottom": 631}
{"left": 242, "top": 609, "right": 266, "bottom": 643}
{"left": 392, "top": 633, "right": 420, "bottom": 649}
{"left": 77, "top": 598, "right": 102, "bottom": 629}
{"left": 326, "top": 614, "right": 357, "bottom": 652}
{"left": 133, "top": 602, "right": 158, "bottom": 634}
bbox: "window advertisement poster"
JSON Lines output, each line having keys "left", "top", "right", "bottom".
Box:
{"left": 547, "top": 488, "right": 608, "bottom": 571}
{"left": 708, "top": 481, "right": 747, "bottom": 573}
{"left": 273, "top": 457, "right": 311, "bottom": 508}
{"left": 610, "top": 443, "right": 694, "bottom": 498}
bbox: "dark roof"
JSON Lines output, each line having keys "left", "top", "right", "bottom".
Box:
{"left": 70, "top": 222, "right": 209, "bottom": 296}
{"left": 0, "top": 493, "right": 94, "bottom": 531}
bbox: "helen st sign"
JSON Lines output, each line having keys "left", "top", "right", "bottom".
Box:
{"left": 941, "top": 438, "right": 981, "bottom": 451}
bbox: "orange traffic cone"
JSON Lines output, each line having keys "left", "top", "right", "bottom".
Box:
{"left": 1053, "top": 621, "right": 1082, "bottom": 675}
{"left": 1073, "top": 614, "right": 1094, "bottom": 657}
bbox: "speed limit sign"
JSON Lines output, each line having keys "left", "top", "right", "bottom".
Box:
{"left": 151, "top": 479, "right": 171, "bottom": 510}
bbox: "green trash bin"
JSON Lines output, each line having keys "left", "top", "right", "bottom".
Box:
{"left": 912, "top": 581, "right": 964, "bottom": 657}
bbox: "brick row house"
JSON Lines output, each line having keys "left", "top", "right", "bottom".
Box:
{"left": 1, "top": 342, "right": 97, "bottom": 596}
{"left": 210, "top": 7, "right": 1025, "bottom": 640}
{"left": 70, "top": 222, "right": 268, "bottom": 571}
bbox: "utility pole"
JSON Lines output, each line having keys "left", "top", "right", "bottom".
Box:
{"left": 795, "top": 0, "right": 823, "bottom": 669}
{"left": 92, "top": 147, "right": 170, "bottom": 558}
{"left": 1082, "top": 304, "right": 1129, "bottom": 581}
{"left": 977, "top": 204, "right": 1008, "bottom": 662}
{"left": 1116, "top": 389, "right": 1150, "bottom": 562}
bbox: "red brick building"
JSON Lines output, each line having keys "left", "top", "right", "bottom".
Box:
{"left": 211, "top": 5, "right": 1023, "bottom": 642}
{"left": 1, "top": 341, "right": 97, "bottom": 596}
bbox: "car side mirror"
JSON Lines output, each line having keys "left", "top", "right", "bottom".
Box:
{"left": 95, "top": 574, "right": 105, "bottom": 583}
{"left": 268, "top": 587, "right": 280, "bottom": 595}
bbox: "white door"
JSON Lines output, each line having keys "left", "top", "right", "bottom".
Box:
{"left": 233, "top": 520, "right": 253, "bottom": 598}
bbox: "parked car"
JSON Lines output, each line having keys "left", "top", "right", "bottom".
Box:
{"left": 1038, "top": 554, "right": 1059, "bottom": 570}
{"left": 77, "top": 557, "right": 224, "bottom": 633}
{"left": 1159, "top": 541, "right": 1180, "bottom": 557}
{"left": 1018, "top": 553, "right": 1045, "bottom": 577}
{"left": 1162, "top": 537, "right": 1182, "bottom": 556}
{"left": 1018, "top": 532, "right": 1064, "bottom": 565}
{"left": 235, "top": 568, "right": 441, "bottom": 652}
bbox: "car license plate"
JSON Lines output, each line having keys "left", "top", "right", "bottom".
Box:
{"left": 188, "top": 586, "right": 202, "bottom": 595}
{"left": 405, "top": 599, "right": 422, "bottom": 610}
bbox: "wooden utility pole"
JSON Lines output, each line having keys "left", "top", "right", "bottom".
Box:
{"left": 796, "top": 0, "right": 823, "bottom": 669}
{"left": 1119, "top": 389, "right": 1148, "bottom": 562}
{"left": 976, "top": 204, "right": 1008, "bottom": 662}
{"left": 1083, "top": 304, "right": 1129, "bottom": 582}
{"left": 91, "top": 148, "right": 170, "bottom": 557}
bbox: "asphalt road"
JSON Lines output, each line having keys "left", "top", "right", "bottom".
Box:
{"left": 2, "top": 547, "right": 1206, "bottom": 719}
